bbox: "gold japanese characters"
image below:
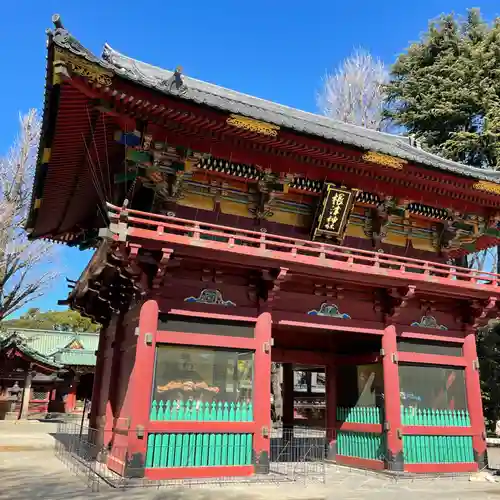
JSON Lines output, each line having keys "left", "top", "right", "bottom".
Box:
{"left": 312, "top": 184, "right": 357, "bottom": 241}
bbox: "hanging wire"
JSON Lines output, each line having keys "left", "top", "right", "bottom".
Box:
{"left": 86, "top": 106, "right": 111, "bottom": 201}
{"left": 101, "top": 112, "right": 113, "bottom": 200}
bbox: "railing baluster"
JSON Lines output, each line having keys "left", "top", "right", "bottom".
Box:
{"left": 259, "top": 234, "right": 267, "bottom": 250}
{"left": 106, "top": 203, "right": 500, "bottom": 291}
{"left": 193, "top": 223, "right": 200, "bottom": 240}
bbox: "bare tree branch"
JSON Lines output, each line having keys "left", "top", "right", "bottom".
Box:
{"left": 0, "top": 110, "right": 58, "bottom": 320}
{"left": 317, "top": 49, "right": 390, "bottom": 131}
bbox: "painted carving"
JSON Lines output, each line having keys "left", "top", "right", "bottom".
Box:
{"left": 473, "top": 180, "right": 500, "bottom": 196}
{"left": 184, "top": 289, "right": 236, "bottom": 307}
{"left": 411, "top": 314, "right": 448, "bottom": 330}
{"left": 362, "top": 151, "right": 407, "bottom": 170}
{"left": 226, "top": 114, "right": 280, "bottom": 137}
{"left": 307, "top": 303, "right": 351, "bottom": 319}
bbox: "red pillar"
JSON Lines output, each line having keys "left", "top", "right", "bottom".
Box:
{"left": 125, "top": 300, "right": 158, "bottom": 477}
{"left": 325, "top": 359, "right": 337, "bottom": 459}
{"left": 382, "top": 324, "right": 403, "bottom": 471}
{"left": 105, "top": 313, "right": 126, "bottom": 446}
{"left": 463, "top": 331, "right": 487, "bottom": 468}
{"left": 89, "top": 320, "right": 117, "bottom": 447}
{"left": 253, "top": 311, "right": 272, "bottom": 473}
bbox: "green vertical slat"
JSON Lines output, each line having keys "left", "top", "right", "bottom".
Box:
{"left": 185, "top": 400, "right": 192, "bottom": 421}
{"left": 247, "top": 403, "right": 254, "bottom": 421}
{"left": 153, "top": 434, "right": 162, "bottom": 467}
{"left": 223, "top": 402, "right": 230, "bottom": 421}
{"left": 465, "top": 411, "right": 471, "bottom": 427}
{"left": 228, "top": 433, "right": 235, "bottom": 465}
{"left": 175, "top": 433, "right": 183, "bottom": 467}
{"left": 157, "top": 401, "right": 164, "bottom": 421}
{"left": 180, "top": 434, "right": 189, "bottom": 467}
{"left": 171, "top": 401, "right": 178, "bottom": 421}
{"left": 210, "top": 402, "right": 217, "bottom": 421}
{"left": 234, "top": 433, "right": 241, "bottom": 465}
{"left": 150, "top": 401, "right": 158, "bottom": 421}
{"left": 168, "top": 434, "right": 176, "bottom": 467}
{"left": 229, "top": 402, "right": 236, "bottom": 421}
{"left": 246, "top": 434, "right": 253, "bottom": 465}
{"left": 202, "top": 433, "right": 209, "bottom": 466}
{"left": 216, "top": 402, "right": 223, "bottom": 421}
{"left": 235, "top": 402, "right": 241, "bottom": 422}
{"left": 221, "top": 433, "right": 228, "bottom": 465}
{"left": 194, "top": 433, "right": 203, "bottom": 466}
{"left": 189, "top": 432, "right": 196, "bottom": 465}
{"left": 164, "top": 401, "right": 172, "bottom": 421}
{"left": 159, "top": 434, "right": 169, "bottom": 467}
{"left": 178, "top": 401, "right": 185, "bottom": 421}
{"left": 241, "top": 402, "right": 247, "bottom": 422}
{"left": 208, "top": 434, "right": 216, "bottom": 465}
{"left": 146, "top": 433, "right": 155, "bottom": 467}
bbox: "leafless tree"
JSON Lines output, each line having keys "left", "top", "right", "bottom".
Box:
{"left": 317, "top": 49, "right": 389, "bottom": 131}
{"left": 0, "top": 110, "right": 57, "bottom": 320}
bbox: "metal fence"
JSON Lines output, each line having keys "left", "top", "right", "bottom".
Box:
{"left": 53, "top": 422, "right": 327, "bottom": 492}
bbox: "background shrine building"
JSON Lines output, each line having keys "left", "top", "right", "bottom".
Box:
{"left": 26, "top": 14, "right": 500, "bottom": 479}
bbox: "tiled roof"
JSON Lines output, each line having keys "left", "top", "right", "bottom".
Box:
{"left": 48, "top": 23, "right": 500, "bottom": 185}
{"left": 0, "top": 333, "right": 62, "bottom": 371}
{"left": 4, "top": 329, "right": 98, "bottom": 367}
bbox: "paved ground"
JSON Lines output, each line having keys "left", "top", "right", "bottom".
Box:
{"left": 2, "top": 422, "right": 500, "bottom": 499}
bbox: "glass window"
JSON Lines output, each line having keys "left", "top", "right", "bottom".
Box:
{"left": 398, "top": 339, "right": 462, "bottom": 356}
{"left": 399, "top": 363, "right": 467, "bottom": 410}
{"left": 153, "top": 345, "right": 253, "bottom": 405}
{"left": 158, "top": 315, "right": 254, "bottom": 338}
{"left": 337, "top": 363, "right": 384, "bottom": 408}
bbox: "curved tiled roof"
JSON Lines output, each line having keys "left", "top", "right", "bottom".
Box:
{"left": 48, "top": 22, "right": 500, "bottom": 184}
{"left": 4, "top": 329, "right": 98, "bottom": 367}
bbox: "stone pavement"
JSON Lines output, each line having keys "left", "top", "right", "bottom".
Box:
{"left": 2, "top": 422, "right": 500, "bottom": 499}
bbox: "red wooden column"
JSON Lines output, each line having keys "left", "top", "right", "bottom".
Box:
{"left": 105, "top": 313, "right": 126, "bottom": 446}
{"left": 463, "top": 330, "right": 487, "bottom": 468}
{"left": 89, "top": 320, "right": 117, "bottom": 448}
{"left": 253, "top": 311, "right": 272, "bottom": 473}
{"left": 382, "top": 324, "right": 403, "bottom": 471}
{"left": 325, "top": 359, "right": 337, "bottom": 459}
{"left": 125, "top": 300, "right": 158, "bottom": 477}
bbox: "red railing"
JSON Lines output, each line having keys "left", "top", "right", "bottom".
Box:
{"left": 106, "top": 203, "right": 500, "bottom": 295}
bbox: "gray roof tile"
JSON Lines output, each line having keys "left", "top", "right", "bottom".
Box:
{"left": 50, "top": 26, "right": 500, "bottom": 185}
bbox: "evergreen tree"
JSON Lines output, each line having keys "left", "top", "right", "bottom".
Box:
{"left": 385, "top": 9, "right": 500, "bottom": 168}
{"left": 385, "top": 9, "right": 500, "bottom": 429}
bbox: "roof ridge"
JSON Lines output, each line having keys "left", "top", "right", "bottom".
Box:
{"left": 48, "top": 15, "right": 500, "bottom": 185}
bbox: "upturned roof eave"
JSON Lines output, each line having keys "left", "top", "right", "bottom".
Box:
{"left": 36, "top": 15, "right": 500, "bottom": 189}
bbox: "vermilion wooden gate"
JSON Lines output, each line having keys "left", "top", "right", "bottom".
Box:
{"left": 108, "top": 301, "right": 272, "bottom": 480}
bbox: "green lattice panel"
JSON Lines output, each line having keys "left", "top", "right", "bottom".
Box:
{"left": 401, "top": 408, "right": 470, "bottom": 426}
{"left": 150, "top": 400, "right": 253, "bottom": 422}
{"left": 336, "top": 406, "right": 383, "bottom": 424}
{"left": 403, "top": 435, "right": 474, "bottom": 464}
{"left": 145, "top": 433, "right": 253, "bottom": 468}
{"left": 337, "top": 431, "right": 385, "bottom": 460}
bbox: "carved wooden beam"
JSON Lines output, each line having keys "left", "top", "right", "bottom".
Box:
{"left": 470, "top": 296, "right": 498, "bottom": 328}
{"left": 386, "top": 285, "right": 416, "bottom": 322}
{"left": 152, "top": 248, "right": 174, "bottom": 289}
{"left": 266, "top": 267, "right": 289, "bottom": 307}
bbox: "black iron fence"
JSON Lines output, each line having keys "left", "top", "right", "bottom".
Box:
{"left": 53, "top": 422, "right": 327, "bottom": 492}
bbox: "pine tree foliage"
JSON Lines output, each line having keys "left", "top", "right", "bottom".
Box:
{"left": 385, "top": 9, "right": 500, "bottom": 169}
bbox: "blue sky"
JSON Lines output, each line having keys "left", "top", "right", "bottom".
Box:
{"left": 1, "top": 1, "right": 499, "bottom": 317}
